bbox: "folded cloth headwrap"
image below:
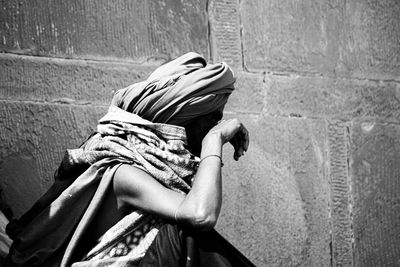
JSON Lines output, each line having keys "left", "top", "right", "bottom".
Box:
{"left": 111, "top": 52, "right": 235, "bottom": 125}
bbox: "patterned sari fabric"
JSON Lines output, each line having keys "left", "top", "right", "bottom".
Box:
{"left": 86, "top": 214, "right": 164, "bottom": 260}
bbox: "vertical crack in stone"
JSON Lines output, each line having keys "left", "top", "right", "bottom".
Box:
{"left": 346, "top": 123, "right": 356, "bottom": 267}
{"left": 206, "top": 0, "right": 213, "bottom": 62}
{"left": 326, "top": 119, "right": 334, "bottom": 267}
{"left": 238, "top": 0, "right": 246, "bottom": 71}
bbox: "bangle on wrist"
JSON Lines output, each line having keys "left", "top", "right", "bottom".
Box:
{"left": 199, "top": 154, "right": 224, "bottom": 167}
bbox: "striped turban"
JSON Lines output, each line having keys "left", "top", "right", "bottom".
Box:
{"left": 111, "top": 52, "right": 235, "bottom": 126}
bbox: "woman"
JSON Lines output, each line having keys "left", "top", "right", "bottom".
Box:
{"left": 5, "top": 52, "right": 253, "bottom": 266}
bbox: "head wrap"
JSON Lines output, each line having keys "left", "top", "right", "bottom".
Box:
{"left": 111, "top": 52, "right": 235, "bottom": 125}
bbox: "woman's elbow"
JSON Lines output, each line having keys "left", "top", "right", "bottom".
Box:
{"left": 188, "top": 211, "right": 218, "bottom": 231}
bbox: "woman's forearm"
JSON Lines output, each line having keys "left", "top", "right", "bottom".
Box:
{"left": 177, "top": 132, "right": 223, "bottom": 229}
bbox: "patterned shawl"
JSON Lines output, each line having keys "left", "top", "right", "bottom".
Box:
{"left": 6, "top": 107, "right": 199, "bottom": 267}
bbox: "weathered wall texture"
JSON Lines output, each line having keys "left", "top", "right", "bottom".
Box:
{"left": 1, "top": 0, "right": 399, "bottom": 266}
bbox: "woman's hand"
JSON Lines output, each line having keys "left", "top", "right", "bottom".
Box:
{"left": 204, "top": 118, "right": 250, "bottom": 161}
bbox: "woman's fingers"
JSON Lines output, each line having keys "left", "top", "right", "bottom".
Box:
{"left": 242, "top": 125, "right": 249, "bottom": 152}
{"left": 229, "top": 135, "right": 240, "bottom": 160}
{"left": 231, "top": 128, "right": 248, "bottom": 161}
{"left": 207, "top": 118, "right": 250, "bottom": 161}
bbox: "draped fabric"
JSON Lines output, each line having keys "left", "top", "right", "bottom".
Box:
{"left": 5, "top": 52, "right": 238, "bottom": 266}
{"left": 112, "top": 52, "right": 235, "bottom": 125}
{"left": 6, "top": 107, "right": 199, "bottom": 267}
{"left": 72, "top": 223, "right": 256, "bottom": 267}
{"left": 138, "top": 224, "right": 256, "bottom": 267}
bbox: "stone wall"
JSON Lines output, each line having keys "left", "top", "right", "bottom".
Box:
{"left": 1, "top": 0, "right": 399, "bottom": 266}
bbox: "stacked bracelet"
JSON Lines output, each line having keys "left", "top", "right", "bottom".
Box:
{"left": 199, "top": 154, "right": 224, "bottom": 167}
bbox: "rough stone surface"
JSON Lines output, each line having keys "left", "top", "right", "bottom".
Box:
{"left": 328, "top": 121, "right": 353, "bottom": 267}
{"left": 225, "top": 71, "right": 265, "bottom": 114}
{"left": 0, "top": 0, "right": 209, "bottom": 61}
{"left": 241, "top": 0, "right": 400, "bottom": 80}
{"left": 241, "top": 0, "right": 344, "bottom": 75}
{"left": 208, "top": 0, "right": 242, "bottom": 68}
{"left": 0, "top": 53, "right": 154, "bottom": 105}
{"left": 265, "top": 74, "right": 400, "bottom": 121}
{"left": 217, "top": 114, "right": 331, "bottom": 266}
{"left": 0, "top": 101, "right": 106, "bottom": 217}
{"left": 338, "top": 0, "right": 400, "bottom": 80}
{"left": 350, "top": 122, "right": 400, "bottom": 267}
{"left": 0, "top": 56, "right": 264, "bottom": 115}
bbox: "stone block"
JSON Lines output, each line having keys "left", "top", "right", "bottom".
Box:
{"left": 225, "top": 71, "right": 265, "bottom": 114}
{"left": 241, "top": 0, "right": 400, "bottom": 80}
{"left": 338, "top": 0, "right": 400, "bottom": 80}
{"left": 0, "top": 0, "right": 208, "bottom": 61}
{"left": 350, "top": 121, "right": 400, "bottom": 267}
{"left": 265, "top": 74, "right": 400, "bottom": 122}
{"left": 241, "top": 0, "right": 343, "bottom": 75}
{"left": 208, "top": 0, "right": 242, "bottom": 68}
{"left": 0, "top": 53, "right": 154, "bottom": 105}
{"left": 0, "top": 101, "right": 107, "bottom": 217}
{"left": 216, "top": 114, "right": 330, "bottom": 266}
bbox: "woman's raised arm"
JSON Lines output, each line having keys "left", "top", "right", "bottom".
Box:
{"left": 113, "top": 118, "right": 249, "bottom": 230}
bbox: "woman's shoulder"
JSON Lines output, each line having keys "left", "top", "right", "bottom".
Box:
{"left": 113, "top": 163, "right": 159, "bottom": 202}
{"left": 115, "top": 164, "right": 153, "bottom": 186}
